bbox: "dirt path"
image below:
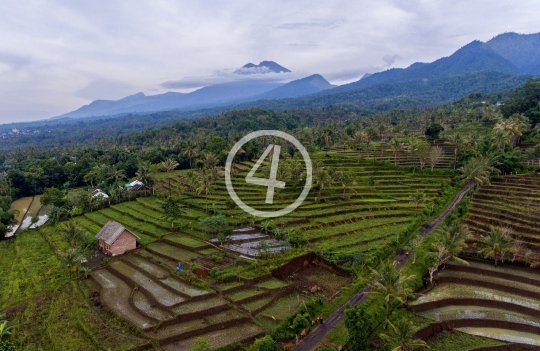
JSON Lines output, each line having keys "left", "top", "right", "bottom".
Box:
{"left": 293, "top": 182, "right": 476, "bottom": 351}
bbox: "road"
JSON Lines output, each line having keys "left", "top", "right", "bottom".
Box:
{"left": 293, "top": 182, "right": 476, "bottom": 351}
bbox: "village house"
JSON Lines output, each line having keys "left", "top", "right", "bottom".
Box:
{"left": 95, "top": 221, "right": 139, "bottom": 256}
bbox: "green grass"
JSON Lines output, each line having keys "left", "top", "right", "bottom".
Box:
{"left": 427, "top": 330, "right": 507, "bottom": 351}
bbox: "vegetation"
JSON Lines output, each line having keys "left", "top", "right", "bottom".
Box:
{"left": 1, "top": 78, "right": 540, "bottom": 350}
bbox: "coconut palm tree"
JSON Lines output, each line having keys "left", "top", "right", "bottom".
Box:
{"left": 58, "top": 247, "right": 84, "bottom": 279}
{"left": 409, "top": 190, "right": 427, "bottom": 211}
{"left": 379, "top": 318, "right": 428, "bottom": 351}
{"left": 196, "top": 173, "right": 215, "bottom": 213}
{"left": 387, "top": 138, "right": 403, "bottom": 166}
{"left": 161, "top": 158, "right": 179, "bottom": 196}
{"left": 108, "top": 165, "right": 126, "bottom": 186}
{"left": 183, "top": 142, "right": 198, "bottom": 168}
{"left": 60, "top": 221, "right": 87, "bottom": 248}
{"left": 313, "top": 164, "right": 333, "bottom": 201}
{"left": 336, "top": 171, "right": 357, "bottom": 200}
{"left": 203, "top": 153, "right": 219, "bottom": 170}
{"left": 458, "top": 154, "right": 500, "bottom": 187}
{"left": 478, "top": 226, "right": 517, "bottom": 267}
{"left": 355, "top": 130, "right": 370, "bottom": 162}
{"left": 447, "top": 134, "right": 462, "bottom": 169}
{"left": 367, "top": 260, "right": 416, "bottom": 327}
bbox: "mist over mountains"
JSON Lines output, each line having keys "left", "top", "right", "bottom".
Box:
{"left": 50, "top": 32, "right": 540, "bottom": 122}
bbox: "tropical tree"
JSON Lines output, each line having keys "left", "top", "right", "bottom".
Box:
{"left": 387, "top": 138, "right": 403, "bottom": 165}
{"left": 161, "top": 196, "right": 184, "bottom": 228}
{"left": 202, "top": 153, "right": 219, "bottom": 171}
{"left": 161, "top": 158, "right": 179, "bottom": 196}
{"left": 411, "top": 140, "right": 430, "bottom": 170}
{"left": 355, "top": 130, "right": 370, "bottom": 162}
{"left": 313, "top": 164, "right": 333, "bottom": 201}
{"left": 108, "top": 165, "right": 127, "bottom": 185}
{"left": 335, "top": 171, "right": 357, "bottom": 200}
{"left": 458, "top": 154, "right": 500, "bottom": 186}
{"left": 379, "top": 318, "right": 428, "bottom": 351}
{"left": 58, "top": 247, "right": 84, "bottom": 279}
{"left": 367, "top": 260, "right": 416, "bottom": 326}
{"left": 409, "top": 190, "right": 426, "bottom": 211}
{"left": 183, "top": 142, "right": 198, "bottom": 169}
{"left": 428, "top": 146, "right": 443, "bottom": 171}
{"left": 60, "top": 221, "right": 87, "bottom": 248}
{"left": 198, "top": 215, "right": 229, "bottom": 241}
{"left": 447, "top": 133, "right": 462, "bottom": 169}
{"left": 478, "top": 226, "right": 517, "bottom": 266}
{"left": 196, "top": 173, "right": 215, "bottom": 212}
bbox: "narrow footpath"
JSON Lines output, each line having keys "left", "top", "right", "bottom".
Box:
{"left": 293, "top": 181, "right": 476, "bottom": 351}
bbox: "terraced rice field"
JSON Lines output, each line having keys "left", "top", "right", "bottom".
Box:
{"left": 156, "top": 152, "right": 451, "bottom": 258}
{"left": 463, "top": 174, "right": 540, "bottom": 259}
{"left": 69, "top": 151, "right": 453, "bottom": 349}
{"left": 336, "top": 139, "right": 455, "bottom": 168}
{"left": 89, "top": 249, "right": 313, "bottom": 349}
{"left": 409, "top": 259, "right": 540, "bottom": 346}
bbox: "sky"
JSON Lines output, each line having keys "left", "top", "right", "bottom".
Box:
{"left": 0, "top": 0, "right": 539, "bottom": 123}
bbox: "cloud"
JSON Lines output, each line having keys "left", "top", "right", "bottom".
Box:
{"left": 382, "top": 54, "right": 400, "bottom": 67}
{"left": 0, "top": 52, "right": 31, "bottom": 71}
{"left": 75, "top": 78, "right": 135, "bottom": 101}
{"left": 1, "top": 0, "right": 540, "bottom": 122}
{"left": 275, "top": 18, "right": 347, "bottom": 30}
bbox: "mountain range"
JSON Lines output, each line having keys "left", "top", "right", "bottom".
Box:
{"left": 53, "top": 32, "right": 540, "bottom": 121}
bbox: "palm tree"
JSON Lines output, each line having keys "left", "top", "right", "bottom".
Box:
{"left": 458, "top": 154, "right": 500, "bottom": 187}
{"left": 60, "top": 221, "right": 87, "bottom": 248}
{"left": 136, "top": 161, "right": 153, "bottom": 186}
{"left": 478, "top": 226, "right": 517, "bottom": 267}
{"left": 355, "top": 130, "right": 370, "bottom": 162}
{"left": 313, "top": 164, "right": 333, "bottom": 201}
{"left": 428, "top": 146, "right": 443, "bottom": 171}
{"left": 196, "top": 173, "right": 215, "bottom": 213}
{"left": 387, "top": 138, "right": 403, "bottom": 166}
{"left": 183, "top": 142, "right": 198, "bottom": 168}
{"left": 109, "top": 165, "right": 127, "bottom": 186}
{"left": 379, "top": 318, "right": 428, "bottom": 351}
{"left": 409, "top": 190, "right": 426, "bottom": 211}
{"left": 447, "top": 134, "right": 462, "bottom": 169}
{"left": 203, "top": 153, "right": 219, "bottom": 170}
{"left": 336, "top": 171, "right": 357, "bottom": 200}
{"left": 367, "top": 260, "right": 416, "bottom": 326}
{"left": 161, "top": 158, "right": 179, "bottom": 196}
{"left": 492, "top": 130, "right": 511, "bottom": 150}
{"left": 58, "top": 247, "right": 84, "bottom": 279}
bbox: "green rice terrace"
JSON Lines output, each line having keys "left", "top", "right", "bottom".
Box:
{"left": 410, "top": 258, "right": 540, "bottom": 346}
{"left": 2, "top": 139, "right": 540, "bottom": 350}
{"left": 464, "top": 174, "right": 540, "bottom": 261}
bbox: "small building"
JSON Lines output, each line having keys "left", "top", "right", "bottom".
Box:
{"left": 95, "top": 221, "right": 139, "bottom": 256}
{"left": 92, "top": 188, "right": 109, "bottom": 199}
{"left": 125, "top": 180, "right": 150, "bottom": 193}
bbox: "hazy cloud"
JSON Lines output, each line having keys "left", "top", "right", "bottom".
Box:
{"left": 382, "top": 54, "right": 400, "bottom": 67}
{"left": 0, "top": 0, "right": 539, "bottom": 122}
{"left": 276, "top": 18, "right": 347, "bottom": 30}
{"left": 75, "top": 78, "right": 135, "bottom": 100}
{"left": 0, "top": 52, "right": 32, "bottom": 71}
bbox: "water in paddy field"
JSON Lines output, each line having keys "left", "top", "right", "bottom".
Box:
{"left": 419, "top": 305, "right": 540, "bottom": 327}
{"left": 411, "top": 283, "right": 540, "bottom": 310}
{"left": 456, "top": 327, "right": 540, "bottom": 346}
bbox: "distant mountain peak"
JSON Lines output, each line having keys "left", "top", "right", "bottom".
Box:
{"left": 234, "top": 61, "right": 291, "bottom": 75}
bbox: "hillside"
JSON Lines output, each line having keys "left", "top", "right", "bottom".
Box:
{"left": 255, "top": 74, "right": 335, "bottom": 100}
